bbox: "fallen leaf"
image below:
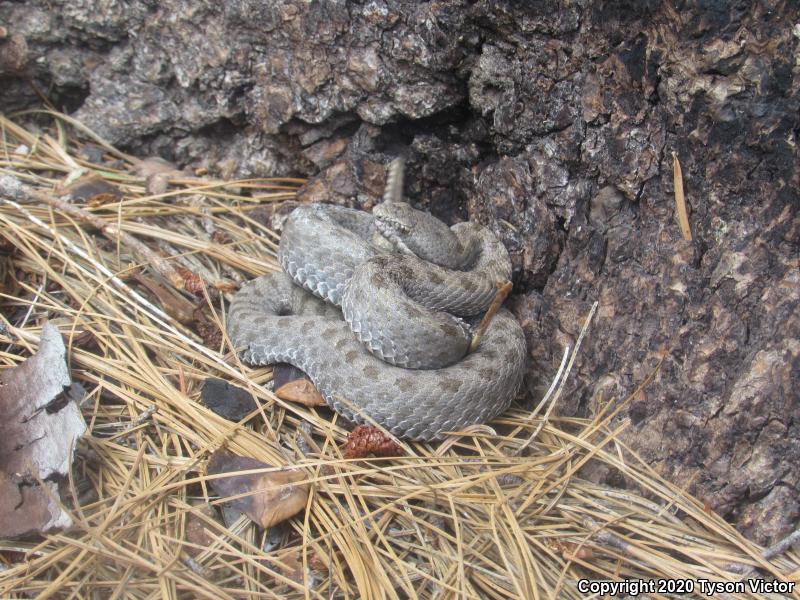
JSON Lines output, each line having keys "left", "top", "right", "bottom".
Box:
{"left": 207, "top": 450, "right": 310, "bottom": 528}
{"left": 274, "top": 379, "right": 327, "bottom": 407}
{"left": 201, "top": 378, "right": 258, "bottom": 421}
{"left": 58, "top": 174, "right": 123, "bottom": 206}
{"left": 341, "top": 425, "right": 404, "bottom": 459}
{"left": 272, "top": 365, "right": 326, "bottom": 407}
{"left": 0, "top": 322, "right": 86, "bottom": 538}
{"left": 272, "top": 364, "right": 306, "bottom": 389}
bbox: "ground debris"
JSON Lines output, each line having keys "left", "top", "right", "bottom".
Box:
{"left": 0, "top": 322, "right": 86, "bottom": 538}
{"left": 57, "top": 174, "right": 123, "bottom": 206}
{"left": 206, "top": 450, "right": 310, "bottom": 529}
{"left": 341, "top": 425, "right": 404, "bottom": 459}
{"left": 200, "top": 378, "right": 258, "bottom": 421}
{"left": 273, "top": 364, "right": 326, "bottom": 407}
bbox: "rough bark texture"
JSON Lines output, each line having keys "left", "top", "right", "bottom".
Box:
{"left": 2, "top": 0, "right": 798, "bottom": 545}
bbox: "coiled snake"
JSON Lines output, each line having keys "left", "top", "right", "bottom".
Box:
{"left": 227, "top": 161, "right": 526, "bottom": 440}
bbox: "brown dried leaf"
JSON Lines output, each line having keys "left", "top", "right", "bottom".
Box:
{"left": 341, "top": 425, "right": 404, "bottom": 459}
{"left": 207, "top": 450, "right": 310, "bottom": 528}
{"left": 0, "top": 322, "right": 86, "bottom": 538}
{"left": 272, "top": 364, "right": 305, "bottom": 389}
{"left": 274, "top": 379, "right": 327, "bottom": 407}
{"left": 58, "top": 174, "right": 123, "bottom": 206}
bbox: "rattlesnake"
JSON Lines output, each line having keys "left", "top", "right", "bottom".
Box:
{"left": 227, "top": 161, "right": 526, "bottom": 440}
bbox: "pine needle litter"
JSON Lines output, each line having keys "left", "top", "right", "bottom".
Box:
{"left": 0, "top": 111, "right": 797, "bottom": 599}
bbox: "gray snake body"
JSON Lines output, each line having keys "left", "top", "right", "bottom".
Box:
{"left": 227, "top": 192, "right": 527, "bottom": 440}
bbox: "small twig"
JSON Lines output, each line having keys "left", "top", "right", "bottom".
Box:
{"left": 469, "top": 280, "right": 513, "bottom": 353}
{"left": 47, "top": 192, "right": 185, "bottom": 289}
{"left": 525, "top": 346, "right": 569, "bottom": 426}
{"left": 763, "top": 526, "right": 800, "bottom": 560}
{"left": 130, "top": 271, "right": 196, "bottom": 323}
{"left": 0, "top": 192, "right": 250, "bottom": 387}
{"left": 722, "top": 526, "right": 800, "bottom": 576}
{"left": 582, "top": 515, "right": 632, "bottom": 552}
{"left": 0, "top": 174, "right": 186, "bottom": 289}
{"left": 129, "top": 405, "right": 158, "bottom": 430}
{"left": 517, "top": 301, "right": 598, "bottom": 452}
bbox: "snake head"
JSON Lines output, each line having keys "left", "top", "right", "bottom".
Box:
{"left": 373, "top": 201, "right": 472, "bottom": 269}
{"left": 374, "top": 202, "right": 413, "bottom": 245}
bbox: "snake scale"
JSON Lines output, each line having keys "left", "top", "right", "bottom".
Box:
{"left": 227, "top": 161, "right": 526, "bottom": 440}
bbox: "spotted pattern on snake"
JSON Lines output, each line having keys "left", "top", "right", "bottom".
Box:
{"left": 227, "top": 164, "right": 527, "bottom": 440}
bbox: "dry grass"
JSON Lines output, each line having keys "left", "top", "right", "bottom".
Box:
{"left": 0, "top": 111, "right": 797, "bottom": 599}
